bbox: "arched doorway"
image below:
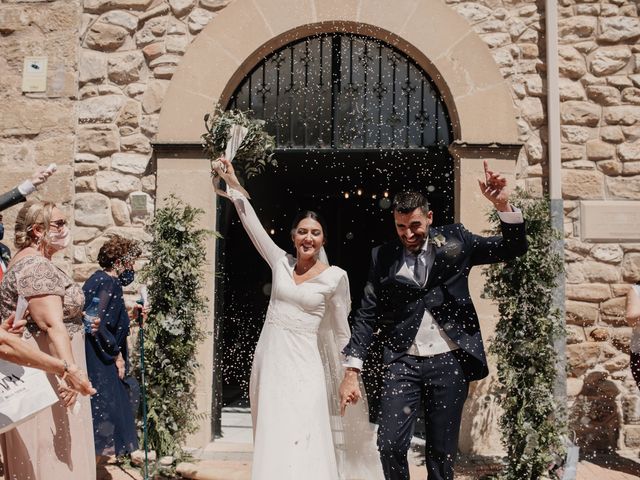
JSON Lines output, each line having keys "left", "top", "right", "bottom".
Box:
{"left": 216, "top": 33, "right": 454, "bottom": 423}
{"left": 155, "top": 0, "right": 522, "bottom": 449}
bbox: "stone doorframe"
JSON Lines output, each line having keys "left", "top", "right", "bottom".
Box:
{"left": 154, "top": 0, "right": 522, "bottom": 448}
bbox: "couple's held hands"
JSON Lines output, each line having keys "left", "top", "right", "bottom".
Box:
{"left": 339, "top": 368, "right": 362, "bottom": 416}
{"left": 477, "top": 160, "right": 513, "bottom": 212}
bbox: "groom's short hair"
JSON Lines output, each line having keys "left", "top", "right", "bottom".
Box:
{"left": 392, "top": 191, "right": 429, "bottom": 214}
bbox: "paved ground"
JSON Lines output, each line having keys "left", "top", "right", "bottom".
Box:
{"left": 95, "top": 405, "right": 640, "bottom": 479}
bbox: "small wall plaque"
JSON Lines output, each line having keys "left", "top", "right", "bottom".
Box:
{"left": 21, "top": 57, "right": 48, "bottom": 93}
{"left": 130, "top": 194, "right": 149, "bottom": 215}
{"left": 580, "top": 200, "right": 640, "bottom": 242}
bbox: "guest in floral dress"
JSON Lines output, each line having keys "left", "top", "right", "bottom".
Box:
{"left": 0, "top": 201, "right": 96, "bottom": 480}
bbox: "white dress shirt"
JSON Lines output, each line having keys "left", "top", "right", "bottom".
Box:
{"left": 345, "top": 208, "right": 524, "bottom": 371}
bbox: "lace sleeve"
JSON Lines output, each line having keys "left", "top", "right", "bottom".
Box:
{"left": 16, "top": 257, "right": 66, "bottom": 299}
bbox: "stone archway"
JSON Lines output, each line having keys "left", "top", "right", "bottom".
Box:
{"left": 154, "top": 0, "right": 521, "bottom": 448}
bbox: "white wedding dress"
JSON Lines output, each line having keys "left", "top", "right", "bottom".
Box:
{"left": 226, "top": 187, "right": 384, "bottom": 480}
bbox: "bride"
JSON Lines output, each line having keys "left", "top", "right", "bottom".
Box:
{"left": 213, "top": 158, "right": 383, "bottom": 480}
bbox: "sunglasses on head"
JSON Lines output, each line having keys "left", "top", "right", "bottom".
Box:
{"left": 49, "top": 219, "right": 68, "bottom": 229}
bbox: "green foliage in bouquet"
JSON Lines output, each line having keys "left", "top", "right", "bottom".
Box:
{"left": 484, "top": 190, "right": 566, "bottom": 480}
{"left": 138, "top": 196, "right": 217, "bottom": 458}
{"left": 202, "top": 106, "right": 276, "bottom": 178}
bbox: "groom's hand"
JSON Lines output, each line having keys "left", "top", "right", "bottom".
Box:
{"left": 339, "top": 369, "right": 362, "bottom": 416}
{"left": 477, "top": 159, "right": 512, "bottom": 212}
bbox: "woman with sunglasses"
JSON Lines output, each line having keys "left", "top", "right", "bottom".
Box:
{"left": 0, "top": 201, "right": 96, "bottom": 480}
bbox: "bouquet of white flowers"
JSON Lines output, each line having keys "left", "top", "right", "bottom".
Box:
{"left": 202, "top": 107, "right": 276, "bottom": 180}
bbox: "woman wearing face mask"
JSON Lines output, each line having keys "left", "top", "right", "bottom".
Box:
{"left": 0, "top": 201, "right": 96, "bottom": 480}
{"left": 82, "top": 235, "right": 141, "bottom": 463}
{"left": 212, "top": 158, "right": 383, "bottom": 480}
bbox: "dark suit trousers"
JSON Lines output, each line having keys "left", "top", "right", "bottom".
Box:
{"left": 377, "top": 351, "right": 469, "bottom": 480}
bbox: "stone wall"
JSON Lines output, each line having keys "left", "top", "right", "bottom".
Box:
{"left": 446, "top": 0, "right": 640, "bottom": 455}
{"left": 0, "top": 0, "right": 81, "bottom": 275}
{"left": 73, "top": 0, "right": 234, "bottom": 280}
{"left": 557, "top": 0, "right": 640, "bottom": 454}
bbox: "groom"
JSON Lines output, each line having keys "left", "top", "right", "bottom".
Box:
{"left": 339, "top": 161, "right": 527, "bottom": 480}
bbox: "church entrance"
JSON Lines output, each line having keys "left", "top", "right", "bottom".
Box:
{"left": 213, "top": 33, "right": 454, "bottom": 434}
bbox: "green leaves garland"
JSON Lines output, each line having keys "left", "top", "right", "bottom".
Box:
{"left": 484, "top": 190, "right": 566, "bottom": 479}
{"left": 202, "top": 106, "right": 276, "bottom": 179}
{"left": 139, "top": 196, "right": 217, "bottom": 458}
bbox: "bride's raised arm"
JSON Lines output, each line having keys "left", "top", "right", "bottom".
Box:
{"left": 213, "top": 158, "right": 285, "bottom": 269}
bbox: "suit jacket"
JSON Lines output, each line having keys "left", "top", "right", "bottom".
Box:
{"left": 0, "top": 187, "right": 26, "bottom": 212}
{"left": 343, "top": 220, "right": 528, "bottom": 381}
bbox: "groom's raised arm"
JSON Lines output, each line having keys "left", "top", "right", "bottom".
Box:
{"left": 341, "top": 246, "right": 381, "bottom": 370}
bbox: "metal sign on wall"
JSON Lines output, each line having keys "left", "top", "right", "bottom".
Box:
{"left": 580, "top": 200, "right": 640, "bottom": 242}
{"left": 21, "top": 56, "right": 48, "bottom": 93}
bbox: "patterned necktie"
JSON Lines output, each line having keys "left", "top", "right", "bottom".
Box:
{"left": 413, "top": 251, "right": 426, "bottom": 286}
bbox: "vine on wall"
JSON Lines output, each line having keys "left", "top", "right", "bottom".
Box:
{"left": 139, "top": 196, "right": 215, "bottom": 457}
{"left": 484, "top": 191, "right": 566, "bottom": 479}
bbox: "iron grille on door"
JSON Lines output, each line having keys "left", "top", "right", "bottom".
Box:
{"left": 228, "top": 34, "right": 452, "bottom": 150}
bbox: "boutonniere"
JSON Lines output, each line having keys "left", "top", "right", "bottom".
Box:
{"left": 429, "top": 234, "right": 447, "bottom": 248}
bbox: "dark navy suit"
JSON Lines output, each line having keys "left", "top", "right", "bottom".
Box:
{"left": 343, "top": 220, "right": 528, "bottom": 480}
{"left": 0, "top": 187, "right": 26, "bottom": 213}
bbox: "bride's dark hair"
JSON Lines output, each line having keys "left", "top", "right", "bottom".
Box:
{"left": 291, "top": 210, "right": 328, "bottom": 240}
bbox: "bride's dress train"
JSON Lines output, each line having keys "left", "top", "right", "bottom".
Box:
{"left": 226, "top": 186, "right": 383, "bottom": 480}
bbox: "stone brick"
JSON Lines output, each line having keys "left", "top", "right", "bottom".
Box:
{"left": 111, "top": 152, "right": 150, "bottom": 175}
{"left": 622, "top": 88, "right": 640, "bottom": 105}
{"left": 566, "top": 300, "right": 599, "bottom": 326}
{"left": 142, "top": 42, "right": 165, "bottom": 61}
{"left": 586, "top": 85, "right": 621, "bottom": 106}
{"left": 562, "top": 169, "right": 604, "bottom": 199}
{"left": 623, "top": 162, "right": 640, "bottom": 175}
{"left": 567, "top": 343, "right": 604, "bottom": 377}
{"left": 587, "top": 327, "right": 609, "bottom": 342}
{"left": 96, "top": 171, "right": 142, "bottom": 197}
{"left": 581, "top": 260, "right": 622, "bottom": 283}
{"left": 100, "top": 10, "right": 139, "bottom": 31}
{"left": 590, "top": 46, "right": 632, "bottom": 76}
{"left": 623, "top": 253, "right": 640, "bottom": 282}
{"left": 604, "top": 106, "right": 640, "bottom": 125}
{"left": 78, "top": 50, "right": 107, "bottom": 84}
{"left": 603, "top": 354, "right": 629, "bottom": 373}
{"left": 591, "top": 244, "right": 624, "bottom": 264}
{"left": 72, "top": 227, "right": 102, "bottom": 244}
{"left": 199, "top": 0, "right": 231, "bottom": 11}
{"left": 558, "top": 16, "right": 597, "bottom": 42}
{"left": 598, "top": 16, "right": 640, "bottom": 43}
{"left": 597, "top": 158, "right": 622, "bottom": 174}
{"left": 622, "top": 395, "right": 640, "bottom": 424}
{"left": 601, "top": 297, "right": 627, "bottom": 326}
{"left": 141, "top": 79, "right": 168, "bottom": 114}
{"left": 121, "top": 133, "right": 151, "bottom": 154}
{"left": 75, "top": 176, "right": 96, "bottom": 192}
{"left": 108, "top": 51, "right": 145, "bottom": 84}
{"left": 110, "top": 198, "right": 131, "bottom": 226}
{"left": 561, "top": 126, "right": 592, "bottom": 144}
{"left": 623, "top": 425, "right": 640, "bottom": 448}
{"left": 607, "top": 176, "right": 640, "bottom": 199}
{"left": 84, "top": 0, "right": 154, "bottom": 13}
{"left": 116, "top": 99, "right": 141, "bottom": 128}
{"left": 559, "top": 79, "right": 586, "bottom": 100}
{"left": 85, "top": 21, "right": 129, "bottom": 51}
{"left": 600, "top": 126, "right": 625, "bottom": 143}
{"left": 169, "top": 0, "right": 196, "bottom": 17}
{"left": 566, "top": 283, "right": 611, "bottom": 302}
{"left": 586, "top": 140, "right": 615, "bottom": 160}
{"left": 453, "top": 3, "right": 493, "bottom": 23}
{"left": 77, "top": 125, "right": 119, "bottom": 155}
{"left": 561, "top": 101, "right": 601, "bottom": 126}
{"left": 75, "top": 192, "right": 113, "bottom": 228}
{"left": 561, "top": 143, "right": 586, "bottom": 161}
{"left": 611, "top": 328, "right": 632, "bottom": 354}
{"left": 187, "top": 7, "right": 214, "bottom": 33}
{"left": 618, "top": 142, "right": 640, "bottom": 162}
{"left": 78, "top": 95, "right": 127, "bottom": 124}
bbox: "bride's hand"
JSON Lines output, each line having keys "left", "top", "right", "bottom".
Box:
{"left": 339, "top": 370, "right": 362, "bottom": 416}
{"left": 212, "top": 157, "right": 241, "bottom": 189}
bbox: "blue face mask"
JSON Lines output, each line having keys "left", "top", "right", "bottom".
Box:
{"left": 0, "top": 223, "right": 4, "bottom": 241}
{"left": 118, "top": 269, "right": 135, "bottom": 286}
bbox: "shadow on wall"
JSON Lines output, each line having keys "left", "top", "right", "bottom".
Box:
{"left": 570, "top": 371, "right": 621, "bottom": 455}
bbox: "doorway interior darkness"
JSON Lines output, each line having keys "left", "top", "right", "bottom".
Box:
{"left": 214, "top": 33, "right": 454, "bottom": 434}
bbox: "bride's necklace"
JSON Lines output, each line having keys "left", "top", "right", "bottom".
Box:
{"left": 294, "top": 259, "right": 318, "bottom": 276}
